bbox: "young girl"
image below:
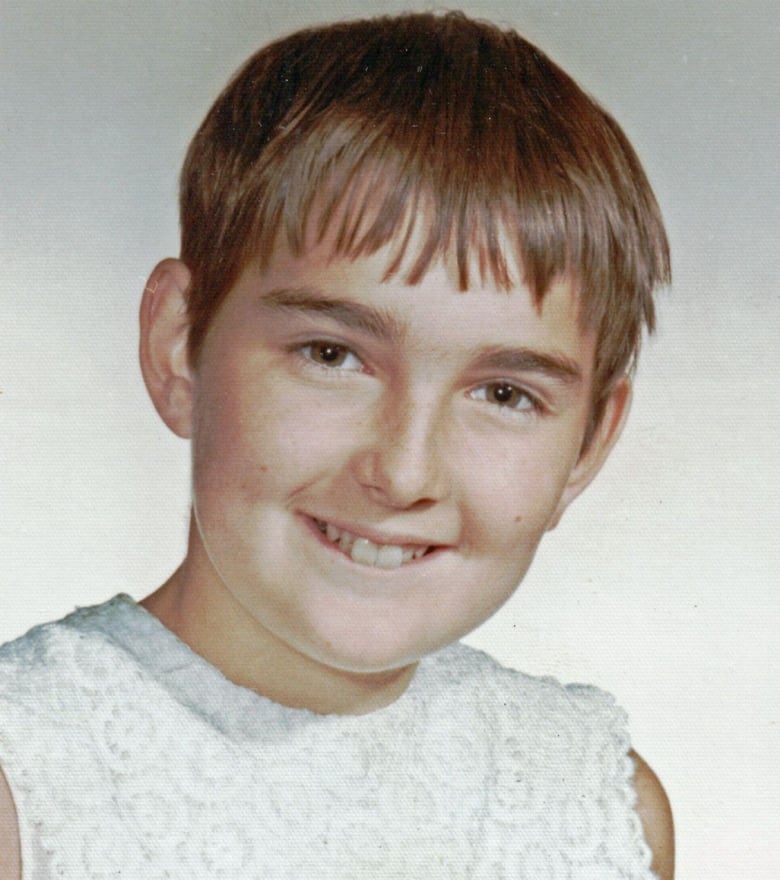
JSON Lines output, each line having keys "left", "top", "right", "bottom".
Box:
{"left": 0, "top": 12, "right": 673, "bottom": 878}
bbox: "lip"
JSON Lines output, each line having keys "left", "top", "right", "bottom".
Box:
{"left": 300, "top": 514, "right": 446, "bottom": 566}
{"left": 303, "top": 513, "right": 439, "bottom": 549}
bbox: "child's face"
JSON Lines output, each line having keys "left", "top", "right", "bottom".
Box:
{"left": 163, "top": 234, "right": 626, "bottom": 677}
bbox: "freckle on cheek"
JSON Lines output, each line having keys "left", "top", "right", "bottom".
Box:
{"left": 514, "top": 515, "right": 523, "bottom": 523}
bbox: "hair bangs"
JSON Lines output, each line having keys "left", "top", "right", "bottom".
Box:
{"left": 180, "top": 10, "right": 669, "bottom": 424}
{"left": 237, "top": 118, "right": 518, "bottom": 295}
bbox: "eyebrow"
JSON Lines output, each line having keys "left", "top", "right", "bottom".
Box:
{"left": 470, "top": 347, "right": 583, "bottom": 385}
{"left": 260, "top": 286, "right": 583, "bottom": 384}
{"left": 260, "top": 287, "right": 407, "bottom": 342}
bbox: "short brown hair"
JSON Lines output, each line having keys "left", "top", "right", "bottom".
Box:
{"left": 180, "top": 11, "right": 670, "bottom": 431}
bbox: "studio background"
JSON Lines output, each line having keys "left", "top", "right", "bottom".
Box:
{"left": 2, "top": 1, "right": 777, "bottom": 877}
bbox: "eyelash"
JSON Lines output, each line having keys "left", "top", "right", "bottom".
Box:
{"left": 469, "top": 382, "right": 546, "bottom": 418}
{"left": 294, "top": 341, "right": 546, "bottom": 417}
{"left": 296, "top": 341, "right": 365, "bottom": 374}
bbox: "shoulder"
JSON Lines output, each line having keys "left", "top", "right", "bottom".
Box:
{"left": 0, "top": 617, "right": 80, "bottom": 700}
{"left": 0, "top": 766, "right": 21, "bottom": 880}
{"left": 0, "top": 597, "right": 128, "bottom": 684}
{"left": 630, "top": 749, "right": 675, "bottom": 880}
{"left": 0, "top": 620, "right": 79, "bottom": 880}
{"left": 442, "top": 643, "right": 622, "bottom": 721}
{"left": 445, "top": 647, "right": 674, "bottom": 877}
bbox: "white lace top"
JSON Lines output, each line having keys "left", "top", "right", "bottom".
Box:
{"left": 0, "top": 596, "right": 656, "bottom": 879}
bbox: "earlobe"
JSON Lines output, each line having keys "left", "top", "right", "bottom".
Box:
{"left": 139, "top": 259, "right": 194, "bottom": 438}
{"left": 547, "top": 376, "right": 632, "bottom": 529}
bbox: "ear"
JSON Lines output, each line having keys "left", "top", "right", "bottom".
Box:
{"left": 547, "top": 375, "right": 632, "bottom": 529}
{"left": 139, "top": 258, "right": 194, "bottom": 438}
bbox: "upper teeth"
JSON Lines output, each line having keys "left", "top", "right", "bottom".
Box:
{"left": 316, "top": 520, "right": 429, "bottom": 569}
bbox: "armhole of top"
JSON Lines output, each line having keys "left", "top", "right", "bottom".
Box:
{"left": 567, "top": 683, "right": 658, "bottom": 878}
{"left": 0, "top": 763, "right": 22, "bottom": 880}
{"left": 614, "top": 717, "right": 659, "bottom": 877}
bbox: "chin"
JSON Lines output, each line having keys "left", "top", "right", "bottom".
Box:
{"left": 295, "top": 624, "right": 433, "bottom": 677}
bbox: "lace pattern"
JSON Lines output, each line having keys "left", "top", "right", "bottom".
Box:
{"left": 0, "top": 596, "right": 656, "bottom": 878}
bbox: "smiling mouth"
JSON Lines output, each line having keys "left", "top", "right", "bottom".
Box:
{"left": 312, "top": 519, "right": 432, "bottom": 570}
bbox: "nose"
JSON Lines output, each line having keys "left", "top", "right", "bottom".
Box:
{"left": 351, "top": 389, "right": 447, "bottom": 510}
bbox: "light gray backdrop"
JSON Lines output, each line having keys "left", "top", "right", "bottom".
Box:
{"left": 2, "top": 1, "right": 777, "bottom": 877}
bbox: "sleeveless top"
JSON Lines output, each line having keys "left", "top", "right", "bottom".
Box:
{"left": 0, "top": 596, "right": 656, "bottom": 879}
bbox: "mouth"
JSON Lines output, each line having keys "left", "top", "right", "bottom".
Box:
{"left": 310, "top": 518, "right": 435, "bottom": 570}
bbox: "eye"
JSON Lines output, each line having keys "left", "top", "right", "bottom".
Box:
{"left": 300, "top": 341, "right": 363, "bottom": 371}
{"left": 470, "top": 382, "right": 541, "bottom": 414}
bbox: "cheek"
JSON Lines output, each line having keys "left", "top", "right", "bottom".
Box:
{"left": 461, "top": 440, "right": 575, "bottom": 544}
{"left": 191, "top": 369, "right": 359, "bottom": 499}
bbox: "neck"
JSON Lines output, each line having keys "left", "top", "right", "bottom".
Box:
{"left": 140, "top": 562, "right": 417, "bottom": 716}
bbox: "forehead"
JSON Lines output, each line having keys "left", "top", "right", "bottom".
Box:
{"left": 278, "top": 179, "right": 579, "bottom": 299}
{"left": 229, "top": 228, "right": 596, "bottom": 384}
{"left": 271, "top": 163, "right": 529, "bottom": 291}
